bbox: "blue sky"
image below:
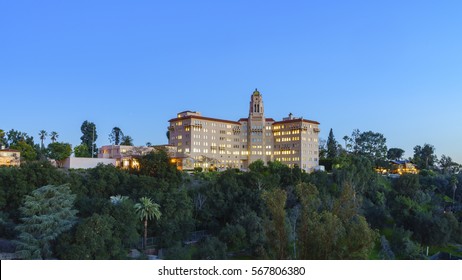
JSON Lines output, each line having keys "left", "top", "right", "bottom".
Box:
{"left": 1, "top": 0, "right": 461, "bottom": 163}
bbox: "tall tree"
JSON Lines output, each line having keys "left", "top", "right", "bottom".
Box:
{"left": 134, "top": 197, "right": 161, "bottom": 250}
{"left": 0, "top": 129, "right": 6, "bottom": 147}
{"left": 295, "top": 182, "right": 320, "bottom": 259}
{"left": 109, "top": 127, "right": 124, "bottom": 145}
{"left": 262, "top": 188, "right": 288, "bottom": 259}
{"left": 47, "top": 142, "right": 72, "bottom": 167}
{"left": 49, "top": 131, "right": 59, "bottom": 143}
{"left": 351, "top": 130, "right": 387, "bottom": 161}
{"left": 38, "top": 130, "right": 47, "bottom": 149}
{"left": 80, "top": 121, "right": 98, "bottom": 157}
{"left": 413, "top": 144, "right": 436, "bottom": 170}
{"left": 439, "top": 155, "right": 458, "bottom": 174}
{"left": 326, "top": 128, "right": 339, "bottom": 159}
{"left": 343, "top": 135, "right": 352, "bottom": 152}
{"left": 15, "top": 184, "right": 78, "bottom": 259}
{"left": 387, "top": 148, "right": 405, "bottom": 161}
{"left": 450, "top": 175, "right": 458, "bottom": 210}
{"left": 7, "top": 129, "right": 34, "bottom": 147}
{"left": 318, "top": 139, "right": 327, "bottom": 160}
{"left": 120, "top": 135, "right": 134, "bottom": 146}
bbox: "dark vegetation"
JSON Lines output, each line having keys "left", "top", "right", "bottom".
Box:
{"left": 0, "top": 149, "right": 460, "bottom": 259}
{"left": 1, "top": 127, "right": 461, "bottom": 259}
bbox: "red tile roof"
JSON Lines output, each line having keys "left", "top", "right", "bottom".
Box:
{"left": 272, "top": 118, "right": 320, "bottom": 125}
{"left": 169, "top": 115, "right": 241, "bottom": 125}
{"left": 0, "top": 149, "right": 20, "bottom": 152}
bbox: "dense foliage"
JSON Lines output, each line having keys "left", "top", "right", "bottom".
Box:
{"left": 0, "top": 148, "right": 461, "bottom": 259}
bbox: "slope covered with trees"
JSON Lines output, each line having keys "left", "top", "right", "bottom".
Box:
{"left": 0, "top": 128, "right": 461, "bottom": 259}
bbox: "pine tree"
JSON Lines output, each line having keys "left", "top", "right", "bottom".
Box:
{"left": 15, "top": 184, "right": 78, "bottom": 259}
{"left": 326, "top": 128, "right": 339, "bottom": 159}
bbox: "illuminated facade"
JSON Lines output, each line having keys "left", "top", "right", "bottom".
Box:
{"left": 390, "top": 160, "right": 419, "bottom": 175}
{"left": 168, "top": 89, "right": 320, "bottom": 172}
{"left": 0, "top": 148, "right": 20, "bottom": 167}
{"left": 98, "top": 145, "right": 155, "bottom": 169}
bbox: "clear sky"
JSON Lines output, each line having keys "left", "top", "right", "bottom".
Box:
{"left": 1, "top": 0, "right": 461, "bottom": 163}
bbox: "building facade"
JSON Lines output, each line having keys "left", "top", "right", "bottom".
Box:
{"left": 0, "top": 148, "right": 20, "bottom": 167}
{"left": 62, "top": 157, "right": 116, "bottom": 169}
{"left": 168, "top": 89, "right": 320, "bottom": 172}
{"left": 98, "top": 145, "right": 155, "bottom": 169}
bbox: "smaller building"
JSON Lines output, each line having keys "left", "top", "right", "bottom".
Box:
{"left": 151, "top": 144, "right": 188, "bottom": 170}
{"left": 62, "top": 157, "right": 116, "bottom": 169}
{"left": 376, "top": 160, "right": 419, "bottom": 175}
{"left": 98, "top": 145, "right": 155, "bottom": 169}
{"left": 390, "top": 160, "right": 418, "bottom": 175}
{"left": 0, "top": 148, "right": 20, "bottom": 167}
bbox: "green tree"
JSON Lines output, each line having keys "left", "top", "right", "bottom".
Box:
{"left": 137, "top": 149, "right": 181, "bottom": 183}
{"left": 38, "top": 130, "right": 47, "bottom": 149}
{"left": 47, "top": 142, "right": 72, "bottom": 167}
{"left": 413, "top": 144, "right": 436, "bottom": 170}
{"left": 56, "top": 214, "right": 125, "bottom": 259}
{"left": 262, "top": 188, "right": 288, "bottom": 259}
{"left": 7, "top": 130, "right": 35, "bottom": 148}
{"left": 343, "top": 135, "right": 352, "bottom": 152}
{"left": 332, "top": 182, "right": 377, "bottom": 259}
{"left": 389, "top": 227, "right": 423, "bottom": 259}
{"left": 194, "top": 236, "right": 228, "bottom": 260}
{"left": 108, "top": 197, "right": 140, "bottom": 249}
{"left": 295, "top": 182, "right": 320, "bottom": 259}
{"left": 109, "top": 127, "right": 124, "bottom": 145}
{"left": 351, "top": 130, "right": 387, "bottom": 161}
{"left": 74, "top": 144, "right": 91, "bottom": 157}
{"left": 110, "top": 195, "right": 129, "bottom": 205}
{"left": 80, "top": 120, "right": 98, "bottom": 157}
{"left": 0, "top": 129, "right": 6, "bottom": 146}
{"left": 134, "top": 197, "right": 161, "bottom": 250}
{"left": 120, "top": 135, "right": 134, "bottom": 146}
{"left": 451, "top": 175, "right": 458, "bottom": 210}
{"left": 10, "top": 140, "right": 37, "bottom": 161}
{"left": 318, "top": 139, "right": 327, "bottom": 160}
{"left": 15, "top": 184, "right": 78, "bottom": 259}
{"left": 49, "top": 131, "right": 59, "bottom": 143}
{"left": 387, "top": 148, "right": 405, "bottom": 161}
{"left": 439, "top": 155, "right": 458, "bottom": 174}
{"left": 326, "top": 128, "right": 339, "bottom": 159}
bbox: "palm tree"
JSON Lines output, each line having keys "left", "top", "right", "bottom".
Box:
{"left": 50, "top": 131, "right": 59, "bottom": 143}
{"left": 120, "top": 135, "right": 133, "bottom": 146}
{"left": 110, "top": 194, "right": 128, "bottom": 205}
{"left": 134, "top": 197, "right": 161, "bottom": 250}
{"left": 38, "top": 130, "right": 47, "bottom": 149}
